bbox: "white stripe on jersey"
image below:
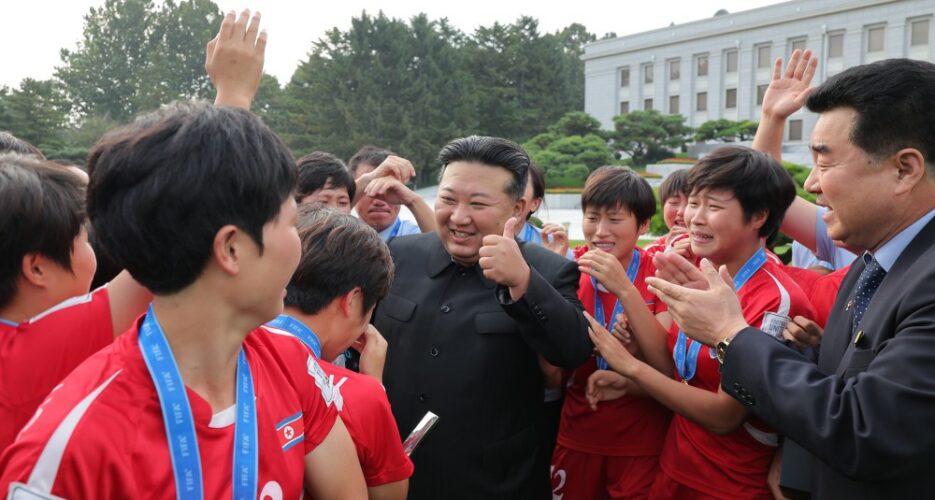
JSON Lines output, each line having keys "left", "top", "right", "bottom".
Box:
{"left": 743, "top": 422, "right": 779, "bottom": 447}
{"left": 26, "top": 370, "right": 123, "bottom": 493}
{"left": 27, "top": 286, "right": 103, "bottom": 323}
{"left": 762, "top": 270, "right": 791, "bottom": 317}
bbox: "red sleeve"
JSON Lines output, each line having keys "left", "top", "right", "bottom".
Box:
{"left": 356, "top": 383, "right": 414, "bottom": 486}
{"left": 299, "top": 354, "right": 340, "bottom": 454}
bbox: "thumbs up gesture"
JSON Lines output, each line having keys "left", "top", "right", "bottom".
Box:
{"left": 479, "top": 217, "right": 532, "bottom": 300}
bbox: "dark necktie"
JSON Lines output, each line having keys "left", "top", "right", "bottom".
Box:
{"left": 851, "top": 254, "right": 886, "bottom": 334}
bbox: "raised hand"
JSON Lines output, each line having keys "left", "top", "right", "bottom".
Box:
{"left": 479, "top": 217, "right": 532, "bottom": 299}
{"left": 578, "top": 249, "right": 633, "bottom": 297}
{"left": 761, "top": 49, "right": 818, "bottom": 121}
{"left": 541, "top": 223, "right": 569, "bottom": 257}
{"left": 364, "top": 176, "right": 418, "bottom": 206}
{"left": 206, "top": 9, "right": 267, "bottom": 109}
{"left": 652, "top": 251, "right": 709, "bottom": 291}
{"left": 365, "top": 155, "right": 415, "bottom": 184}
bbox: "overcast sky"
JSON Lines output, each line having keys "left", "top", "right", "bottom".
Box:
{"left": 4, "top": 0, "right": 783, "bottom": 88}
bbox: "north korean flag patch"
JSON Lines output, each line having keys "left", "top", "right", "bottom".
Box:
{"left": 276, "top": 411, "right": 305, "bottom": 452}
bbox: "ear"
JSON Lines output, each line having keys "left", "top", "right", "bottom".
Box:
{"left": 512, "top": 196, "right": 528, "bottom": 220}
{"left": 338, "top": 287, "right": 364, "bottom": 318}
{"left": 212, "top": 225, "right": 243, "bottom": 276}
{"left": 21, "top": 254, "right": 50, "bottom": 288}
{"left": 892, "top": 148, "right": 927, "bottom": 195}
{"left": 750, "top": 210, "right": 769, "bottom": 232}
{"left": 637, "top": 218, "right": 651, "bottom": 236}
{"left": 527, "top": 197, "right": 543, "bottom": 214}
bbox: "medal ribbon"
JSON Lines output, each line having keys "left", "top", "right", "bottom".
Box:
{"left": 592, "top": 250, "right": 641, "bottom": 370}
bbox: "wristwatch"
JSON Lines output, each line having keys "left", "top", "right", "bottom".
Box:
{"left": 715, "top": 333, "right": 738, "bottom": 364}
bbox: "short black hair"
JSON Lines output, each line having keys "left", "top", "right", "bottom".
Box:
{"left": 658, "top": 168, "right": 691, "bottom": 202}
{"left": 525, "top": 163, "right": 546, "bottom": 220}
{"left": 581, "top": 166, "right": 656, "bottom": 227}
{"left": 296, "top": 152, "right": 356, "bottom": 202}
{"left": 806, "top": 58, "right": 935, "bottom": 173}
{"left": 687, "top": 146, "right": 796, "bottom": 245}
{"left": 437, "top": 136, "right": 529, "bottom": 201}
{"left": 86, "top": 101, "right": 296, "bottom": 295}
{"left": 348, "top": 145, "right": 394, "bottom": 176}
{"left": 285, "top": 207, "right": 393, "bottom": 315}
{"left": 0, "top": 154, "right": 85, "bottom": 308}
{"left": 0, "top": 132, "right": 44, "bottom": 159}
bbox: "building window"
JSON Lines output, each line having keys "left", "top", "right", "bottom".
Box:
{"left": 696, "top": 92, "right": 707, "bottom": 112}
{"left": 867, "top": 26, "right": 885, "bottom": 53}
{"left": 620, "top": 101, "right": 630, "bottom": 115}
{"left": 669, "top": 59, "right": 680, "bottom": 80}
{"left": 697, "top": 55, "right": 708, "bottom": 77}
{"left": 756, "top": 84, "right": 769, "bottom": 106}
{"left": 911, "top": 19, "right": 930, "bottom": 46}
{"left": 725, "top": 88, "right": 737, "bottom": 109}
{"left": 789, "top": 119, "right": 803, "bottom": 141}
{"left": 790, "top": 37, "right": 808, "bottom": 53}
{"left": 620, "top": 68, "right": 630, "bottom": 87}
{"left": 644, "top": 98, "right": 654, "bottom": 110}
{"left": 725, "top": 49, "right": 738, "bottom": 73}
{"left": 756, "top": 45, "right": 772, "bottom": 68}
{"left": 643, "top": 64, "right": 654, "bottom": 84}
{"left": 828, "top": 32, "right": 844, "bottom": 58}
{"left": 669, "top": 95, "right": 680, "bottom": 113}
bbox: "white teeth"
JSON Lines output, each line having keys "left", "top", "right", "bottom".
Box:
{"left": 452, "top": 230, "right": 471, "bottom": 238}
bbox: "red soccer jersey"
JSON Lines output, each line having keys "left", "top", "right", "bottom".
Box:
{"left": 318, "top": 362, "right": 414, "bottom": 487}
{"left": 0, "top": 287, "right": 113, "bottom": 453}
{"left": 642, "top": 235, "right": 669, "bottom": 259}
{"left": 558, "top": 248, "right": 673, "bottom": 456}
{"left": 809, "top": 266, "right": 849, "bottom": 328}
{"left": 0, "top": 322, "right": 340, "bottom": 499}
{"left": 660, "top": 259, "right": 816, "bottom": 499}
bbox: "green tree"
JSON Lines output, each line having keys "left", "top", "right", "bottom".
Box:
{"left": 524, "top": 112, "right": 613, "bottom": 187}
{"left": 0, "top": 79, "right": 68, "bottom": 151}
{"left": 694, "top": 118, "right": 759, "bottom": 142}
{"left": 548, "top": 111, "right": 603, "bottom": 137}
{"left": 285, "top": 12, "right": 477, "bottom": 186}
{"left": 56, "top": 0, "right": 222, "bottom": 122}
{"left": 612, "top": 110, "right": 691, "bottom": 166}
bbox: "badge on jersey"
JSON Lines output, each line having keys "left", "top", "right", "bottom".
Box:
{"left": 275, "top": 411, "right": 305, "bottom": 452}
{"left": 306, "top": 355, "right": 342, "bottom": 409}
{"left": 760, "top": 312, "right": 790, "bottom": 339}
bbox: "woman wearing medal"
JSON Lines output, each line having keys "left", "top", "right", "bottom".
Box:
{"left": 0, "top": 11, "right": 366, "bottom": 499}
{"left": 586, "top": 147, "right": 815, "bottom": 499}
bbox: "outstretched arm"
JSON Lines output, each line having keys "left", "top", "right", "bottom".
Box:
{"left": 206, "top": 9, "right": 266, "bottom": 110}
{"left": 750, "top": 49, "right": 822, "bottom": 252}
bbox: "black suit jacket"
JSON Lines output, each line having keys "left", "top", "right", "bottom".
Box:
{"left": 721, "top": 217, "right": 935, "bottom": 499}
{"left": 374, "top": 232, "right": 591, "bottom": 499}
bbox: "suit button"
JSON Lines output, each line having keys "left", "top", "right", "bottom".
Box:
{"left": 419, "top": 393, "right": 428, "bottom": 402}
{"left": 440, "top": 304, "right": 451, "bottom": 313}
{"left": 430, "top": 346, "right": 439, "bottom": 357}
{"left": 732, "top": 382, "right": 741, "bottom": 390}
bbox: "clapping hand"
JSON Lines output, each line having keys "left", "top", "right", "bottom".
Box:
{"left": 782, "top": 316, "right": 823, "bottom": 348}
{"left": 364, "top": 155, "right": 415, "bottom": 184}
{"left": 206, "top": 9, "right": 266, "bottom": 109}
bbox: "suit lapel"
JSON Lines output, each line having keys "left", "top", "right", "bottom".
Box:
{"left": 829, "top": 217, "right": 935, "bottom": 376}
{"left": 820, "top": 261, "right": 863, "bottom": 372}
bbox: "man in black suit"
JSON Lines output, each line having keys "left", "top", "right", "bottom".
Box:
{"left": 646, "top": 58, "right": 935, "bottom": 499}
{"left": 373, "top": 136, "right": 591, "bottom": 499}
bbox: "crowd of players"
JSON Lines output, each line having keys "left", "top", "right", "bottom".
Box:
{"left": 2, "top": 8, "right": 934, "bottom": 500}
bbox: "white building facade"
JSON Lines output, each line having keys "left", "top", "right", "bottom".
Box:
{"left": 583, "top": 0, "right": 934, "bottom": 162}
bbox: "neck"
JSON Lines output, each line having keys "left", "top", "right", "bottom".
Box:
{"left": 0, "top": 287, "right": 66, "bottom": 324}
{"left": 618, "top": 248, "right": 636, "bottom": 270}
{"left": 867, "top": 198, "right": 935, "bottom": 252}
{"left": 284, "top": 306, "right": 339, "bottom": 361}
{"left": 719, "top": 240, "right": 764, "bottom": 278}
{"left": 151, "top": 285, "right": 255, "bottom": 412}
